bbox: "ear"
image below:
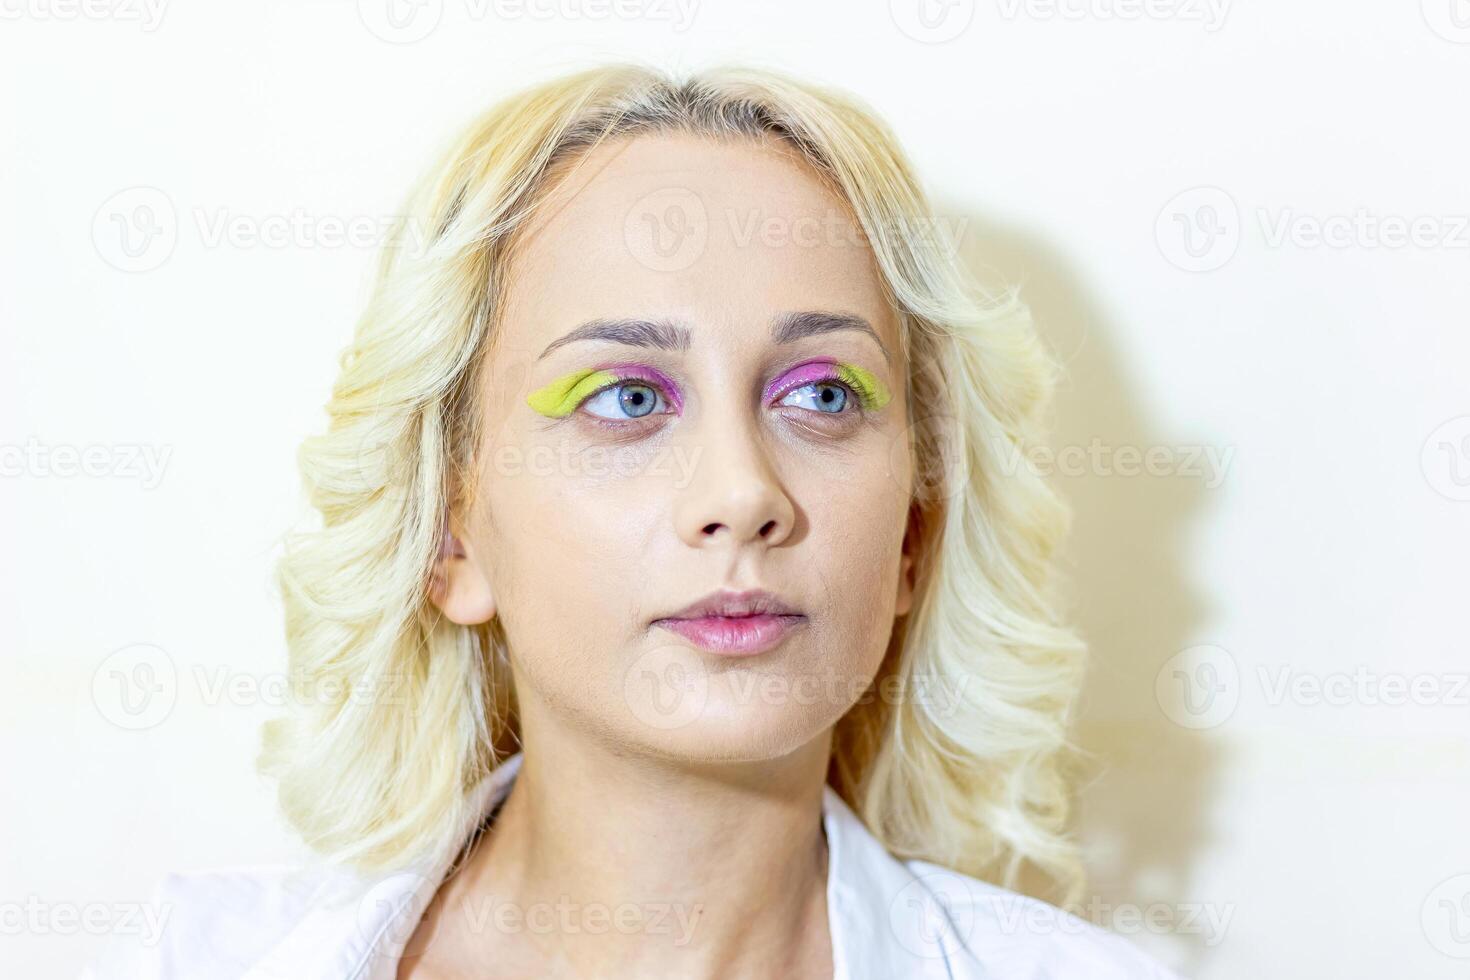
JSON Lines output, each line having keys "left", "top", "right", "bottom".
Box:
{"left": 428, "top": 519, "right": 497, "bottom": 626}
{"left": 894, "top": 504, "right": 920, "bottom": 618}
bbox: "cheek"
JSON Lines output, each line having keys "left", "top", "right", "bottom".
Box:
{"left": 476, "top": 448, "right": 678, "bottom": 724}
{"left": 479, "top": 444, "right": 669, "bottom": 622}
{"left": 794, "top": 465, "right": 911, "bottom": 637}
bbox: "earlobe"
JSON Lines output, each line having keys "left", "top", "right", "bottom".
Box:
{"left": 429, "top": 525, "right": 498, "bottom": 625}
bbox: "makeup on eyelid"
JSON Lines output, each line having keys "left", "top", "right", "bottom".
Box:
{"left": 527, "top": 363, "right": 683, "bottom": 418}
{"left": 526, "top": 357, "right": 889, "bottom": 419}
{"left": 765, "top": 358, "right": 890, "bottom": 411}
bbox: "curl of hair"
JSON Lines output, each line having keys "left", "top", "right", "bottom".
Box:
{"left": 259, "top": 61, "right": 1088, "bottom": 904}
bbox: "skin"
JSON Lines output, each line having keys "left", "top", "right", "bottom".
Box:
{"left": 407, "top": 131, "right": 917, "bottom": 980}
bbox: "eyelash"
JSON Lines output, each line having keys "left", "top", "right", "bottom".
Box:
{"left": 578, "top": 378, "right": 674, "bottom": 424}
{"left": 768, "top": 372, "right": 861, "bottom": 415}
{"left": 575, "top": 371, "right": 863, "bottom": 424}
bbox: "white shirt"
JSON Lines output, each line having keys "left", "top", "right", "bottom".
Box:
{"left": 83, "top": 753, "right": 1184, "bottom": 979}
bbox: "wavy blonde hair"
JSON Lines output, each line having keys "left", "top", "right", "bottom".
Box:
{"left": 260, "top": 61, "right": 1088, "bottom": 904}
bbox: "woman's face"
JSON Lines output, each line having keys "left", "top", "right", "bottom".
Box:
{"left": 435, "top": 132, "right": 916, "bottom": 763}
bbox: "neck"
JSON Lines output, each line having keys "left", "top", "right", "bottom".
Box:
{"left": 435, "top": 717, "right": 835, "bottom": 979}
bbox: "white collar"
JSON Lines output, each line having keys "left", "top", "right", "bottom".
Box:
{"left": 242, "top": 751, "right": 979, "bottom": 980}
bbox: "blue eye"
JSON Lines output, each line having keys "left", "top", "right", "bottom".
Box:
{"left": 778, "top": 381, "right": 850, "bottom": 414}
{"left": 584, "top": 382, "right": 665, "bottom": 419}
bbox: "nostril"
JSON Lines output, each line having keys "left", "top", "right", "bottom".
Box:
{"left": 701, "top": 522, "right": 724, "bottom": 536}
{"left": 758, "top": 520, "right": 777, "bottom": 538}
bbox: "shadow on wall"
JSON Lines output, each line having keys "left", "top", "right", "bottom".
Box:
{"left": 948, "top": 204, "right": 1224, "bottom": 973}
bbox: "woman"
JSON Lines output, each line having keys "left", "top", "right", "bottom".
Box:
{"left": 88, "top": 63, "right": 1182, "bottom": 979}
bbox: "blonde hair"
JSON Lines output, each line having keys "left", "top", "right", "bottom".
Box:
{"left": 260, "top": 61, "right": 1088, "bottom": 904}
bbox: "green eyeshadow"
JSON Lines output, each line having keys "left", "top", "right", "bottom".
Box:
{"left": 526, "top": 369, "right": 619, "bottom": 418}
{"left": 834, "top": 362, "right": 891, "bottom": 410}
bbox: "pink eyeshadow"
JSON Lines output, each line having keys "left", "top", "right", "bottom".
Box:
{"left": 763, "top": 358, "right": 839, "bottom": 404}
{"left": 593, "top": 361, "right": 684, "bottom": 414}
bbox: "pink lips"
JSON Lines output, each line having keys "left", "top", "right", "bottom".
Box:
{"left": 655, "top": 614, "right": 806, "bottom": 655}
{"left": 652, "top": 589, "right": 807, "bottom": 656}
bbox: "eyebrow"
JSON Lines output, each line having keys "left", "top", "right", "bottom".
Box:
{"left": 537, "top": 317, "right": 691, "bottom": 360}
{"left": 771, "top": 310, "right": 890, "bottom": 362}
{"left": 537, "top": 310, "right": 890, "bottom": 361}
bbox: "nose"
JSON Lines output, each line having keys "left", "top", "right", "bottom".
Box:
{"left": 674, "top": 411, "right": 796, "bottom": 551}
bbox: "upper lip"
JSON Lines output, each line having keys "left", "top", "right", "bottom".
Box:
{"left": 654, "top": 588, "right": 803, "bottom": 621}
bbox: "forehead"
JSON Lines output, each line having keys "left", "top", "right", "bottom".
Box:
{"left": 495, "top": 132, "right": 900, "bottom": 358}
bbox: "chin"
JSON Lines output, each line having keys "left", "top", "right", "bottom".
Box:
{"left": 614, "top": 668, "right": 857, "bottom": 765}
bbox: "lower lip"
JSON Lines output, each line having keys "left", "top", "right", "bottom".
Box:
{"left": 653, "top": 614, "right": 807, "bottom": 656}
